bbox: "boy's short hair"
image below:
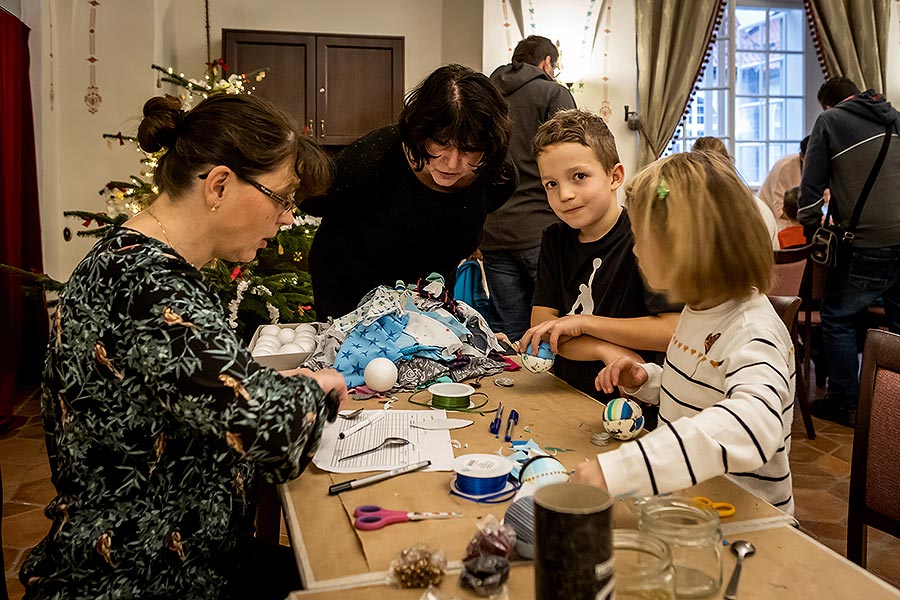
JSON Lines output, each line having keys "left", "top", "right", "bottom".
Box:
{"left": 625, "top": 152, "right": 773, "bottom": 306}
{"left": 783, "top": 186, "right": 800, "bottom": 220}
{"left": 532, "top": 108, "right": 620, "bottom": 172}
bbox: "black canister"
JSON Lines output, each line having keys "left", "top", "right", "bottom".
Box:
{"left": 534, "top": 483, "right": 614, "bottom": 600}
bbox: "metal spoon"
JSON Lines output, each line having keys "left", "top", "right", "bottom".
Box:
{"left": 338, "top": 408, "right": 364, "bottom": 420}
{"left": 338, "top": 437, "right": 410, "bottom": 462}
{"left": 724, "top": 540, "right": 756, "bottom": 599}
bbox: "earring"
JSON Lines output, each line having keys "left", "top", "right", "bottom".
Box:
{"left": 211, "top": 205, "right": 218, "bottom": 212}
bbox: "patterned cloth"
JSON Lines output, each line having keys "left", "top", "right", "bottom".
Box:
{"left": 20, "top": 229, "right": 330, "bottom": 599}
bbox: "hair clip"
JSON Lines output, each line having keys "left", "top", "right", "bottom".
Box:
{"left": 656, "top": 177, "right": 669, "bottom": 200}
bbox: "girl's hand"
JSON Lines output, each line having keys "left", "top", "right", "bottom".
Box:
{"left": 572, "top": 460, "right": 608, "bottom": 489}
{"left": 595, "top": 356, "right": 648, "bottom": 394}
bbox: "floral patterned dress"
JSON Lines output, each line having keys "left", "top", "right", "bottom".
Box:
{"left": 20, "top": 228, "right": 329, "bottom": 599}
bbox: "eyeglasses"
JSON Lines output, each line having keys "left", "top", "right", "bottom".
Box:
{"left": 198, "top": 170, "right": 296, "bottom": 213}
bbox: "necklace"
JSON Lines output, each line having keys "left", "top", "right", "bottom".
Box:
{"left": 144, "top": 206, "right": 198, "bottom": 269}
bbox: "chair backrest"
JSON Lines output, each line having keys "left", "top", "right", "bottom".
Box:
{"left": 767, "top": 295, "right": 801, "bottom": 336}
{"left": 771, "top": 245, "right": 810, "bottom": 297}
{"left": 848, "top": 329, "right": 900, "bottom": 564}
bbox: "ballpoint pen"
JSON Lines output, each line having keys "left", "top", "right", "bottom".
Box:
{"left": 338, "top": 412, "right": 385, "bottom": 440}
{"left": 328, "top": 460, "right": 431, "bottom": 495}
{"left": 489, "top": 403, "right": 504, "bottom": 437}
{"left": 504, "top": 409, "right": 519, "bottom": 442}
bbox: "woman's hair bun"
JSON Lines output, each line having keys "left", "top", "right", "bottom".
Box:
{"left": 138, "top": 95, "right": 184, "bottom": 153}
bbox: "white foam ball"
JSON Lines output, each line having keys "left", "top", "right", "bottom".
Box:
{"left": 257, "top": 334, "right": 281, "bottom": 346}
{"left": 297, "top": 339, "right": 317, "bottom": 353}
{"left": 278, "top": 342, "right": 303, "bottom": 354}
{"left": 364, "top": 357, "right": 398, "bottom": 392}
{"left": 277, "top": 328, "right": 296, "bottom": 344}
{"left": 252, "top": 346, "right": 274, "bottom": 357}
{"left": 294, "top": 323, "right": 317, "bottom": 334}
{"left": 261, "top": 325, "right": 282, "bottom": 337}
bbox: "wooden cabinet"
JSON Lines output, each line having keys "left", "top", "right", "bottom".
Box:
{"left": 223, "top": 30, "right": 404, "bottom": 146}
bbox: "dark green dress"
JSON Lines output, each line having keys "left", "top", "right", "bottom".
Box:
{"left": 20, "top": 228, "right": 328, "bottom": 599}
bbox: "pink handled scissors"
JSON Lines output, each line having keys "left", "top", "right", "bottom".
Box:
{"left": 353, "top": 505, "right": 464, "bottom": 531}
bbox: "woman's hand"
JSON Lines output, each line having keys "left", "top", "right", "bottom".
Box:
{"left": 572, "top": 459, "right": 608, "bottom": 489}
{"left": 519, "top": 315, "right": 586, "bottom": 355}
{"left": 282, "top": 367, "right": 349, "bottom": 408}
{"left": 595, "top": 356, "right": 648, "bottom": 395}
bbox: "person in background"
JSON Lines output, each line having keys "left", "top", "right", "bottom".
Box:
{"left": 798, "top": 76, "right": 900, "bottom": 427}
{"left": 304, "top": 64, "right": 517, "bottom": 320}
{"left": 575, "top": 151, "right": 795, "bottom": 514}
{"left": 759, "top": 136, "right": 809, "bottom": 229}
{"left": 20, "top": 94, "right": 348, "bottom": 600}
{"left": 691, "top": 136, "right": 780, "bottom": 248}
{"left": 519, "top": 109, "right": 680, "bottom": 403}
{"left": 481, "top": 35, "right": 576, "bottom": 341}
{"left": 778, "top": 186, "right": 807, "bottom": 249}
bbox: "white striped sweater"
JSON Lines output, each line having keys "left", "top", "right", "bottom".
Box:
{"left": 597, "top": 291, "right": 795, "bottom": 514}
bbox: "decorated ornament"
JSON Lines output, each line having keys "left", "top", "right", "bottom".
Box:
{"left": 520, "top": 341, "right": 555, "bottom": 373}
{"left": 364, "top": 357, "right": 398, "bottom": 392}
{"left": 601, "top": 397, "right": 645, "bottom": 441}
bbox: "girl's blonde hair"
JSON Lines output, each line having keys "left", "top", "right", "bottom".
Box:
{"left": 625, "top": 152, "right": 773, "bottom": 306}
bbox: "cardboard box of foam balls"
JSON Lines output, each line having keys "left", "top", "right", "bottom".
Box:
{"left": 248, "top": 323, "right": 319, "bottom": 371}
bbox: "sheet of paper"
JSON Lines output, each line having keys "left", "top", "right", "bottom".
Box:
{"left": 313, "top": 409, "right": 456, "bottom": 473}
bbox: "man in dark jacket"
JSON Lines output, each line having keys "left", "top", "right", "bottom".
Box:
{"left": 482, "top": 36, "right": 576, "bottom": 341}
{"left": 799, "top": 77, "right": 900, "bottom": 427}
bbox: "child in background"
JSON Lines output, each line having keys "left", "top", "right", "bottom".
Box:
{"left": 519, "top": 109, "right": 680, "bottom": 403}
{"left": 574, "top": 151, "right": 795, "bottom": 514}
{"left": 778, "top": 186, "right": 807, "bottom": 249}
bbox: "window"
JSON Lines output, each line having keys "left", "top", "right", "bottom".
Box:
{"left": 665, "top": 1, "right": 810, "bottom": 188}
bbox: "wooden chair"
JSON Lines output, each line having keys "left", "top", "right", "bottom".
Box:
{"left": 766, "top": 295, "right": 812, "bottom": 438}
{"left": 771, "top": 248, "right": 816, "bottom": 439}
{"left": 847, "top": 329, "right": 900, "bottom": 567}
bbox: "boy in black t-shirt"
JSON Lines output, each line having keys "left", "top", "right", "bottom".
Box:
{"left": 519, "top": 109, "right": 681, "bottom": 402}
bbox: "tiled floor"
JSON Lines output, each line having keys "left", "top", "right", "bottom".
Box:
{"left": 3, "top": 383, "right": 899, "bottom": 598}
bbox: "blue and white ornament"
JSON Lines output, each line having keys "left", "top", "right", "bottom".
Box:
{"left": 601, "top": 397, "right": 645, "bottom": 441}
{"left": 520, "top": 341, "right": 555, "bottom": 373}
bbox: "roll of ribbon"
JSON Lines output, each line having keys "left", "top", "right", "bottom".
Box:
{"left": 408, "top": 383, "right": 491, "bottom": 412}
{"left": 451, "top": 454, "right": 516, "bottom": 502}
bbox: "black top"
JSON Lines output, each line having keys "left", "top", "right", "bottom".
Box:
{"left": 304, "top": 125, "right": 517, "bottom": 319}
{"left": 532, "top": 211, "right": 679, "bottom": 400}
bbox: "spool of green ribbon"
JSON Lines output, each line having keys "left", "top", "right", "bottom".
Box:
{"left": 409, "top": 382, "right": 492, "bottom": 413}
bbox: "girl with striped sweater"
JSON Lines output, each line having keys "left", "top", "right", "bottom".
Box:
{"left": 574, "top": 151, "right": 795, "bottom": 514}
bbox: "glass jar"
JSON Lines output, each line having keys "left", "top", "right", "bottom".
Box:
{"left": 638, "top": 497, "right": 722, "bottom": 598}
{"left": 608, "top": 529, "right": 676, "bottom": 600}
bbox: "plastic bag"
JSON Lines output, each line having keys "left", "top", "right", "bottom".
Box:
{"left": 388, "top": 544, "right": 447, "bottom": 589}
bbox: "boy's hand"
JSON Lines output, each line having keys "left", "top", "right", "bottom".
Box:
{"left": 519, "top": 315, "right": 585, "bottom": 355}
{"left": 595, "top": 356, "right": 648, "bottom": 394}
{"left": 572, "top": 459, "right": 608, "bottom": 489}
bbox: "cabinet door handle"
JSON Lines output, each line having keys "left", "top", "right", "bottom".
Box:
{"left": 307, "top": 119, "right": 314, "bottom": 138}
{"left": 320, "top": 119, "right": 326, "bottom": 139}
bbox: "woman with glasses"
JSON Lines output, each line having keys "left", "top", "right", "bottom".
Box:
{"left": 304, "top": 63, "right": 517, "bottom": 319}
{"left": 20, "top": 93, "right": 347, "bottom": 600}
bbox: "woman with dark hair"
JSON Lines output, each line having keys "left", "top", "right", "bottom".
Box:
{"left": 304, "top": 63, "right": 517, "bottom": 319}
{"left": 20, "top": 93, "right": 347, "bottom": 600}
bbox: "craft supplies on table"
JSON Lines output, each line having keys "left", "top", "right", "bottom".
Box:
{"left": 352, "top": 505, "right": 464, "bottom": 531}
{"left": 313, "top": 410, "right": 456, "bottom": 473}
{"left": 328, "top": 461, "right": 431, "bottom": 495}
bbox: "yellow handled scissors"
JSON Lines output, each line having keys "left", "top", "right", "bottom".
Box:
{"left": 693, "top": 496, "right": 736, "bottom": 518}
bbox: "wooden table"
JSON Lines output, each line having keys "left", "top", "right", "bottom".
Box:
{"left": 281, "top": 368, "right": 900, "bottom": 598}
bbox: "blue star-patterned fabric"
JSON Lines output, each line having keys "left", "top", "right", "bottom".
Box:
{"left": 333, "top": 313, "right": 409, "bottom": 387}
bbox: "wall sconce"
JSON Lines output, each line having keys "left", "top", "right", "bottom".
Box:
{"left": 624, "top": 105, "right": 642, "bottom": 131}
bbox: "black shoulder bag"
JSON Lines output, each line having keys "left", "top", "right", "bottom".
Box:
{"left": 811, "top": 123, "right": 893, "bottom": 267}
